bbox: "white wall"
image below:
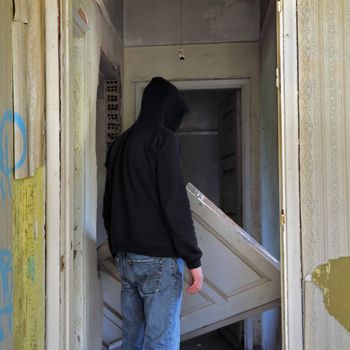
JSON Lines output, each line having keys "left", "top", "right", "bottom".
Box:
{"left": 124, "top": 0, "right": 260, "bottom": 46}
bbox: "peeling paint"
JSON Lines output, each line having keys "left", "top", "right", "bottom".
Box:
{"left": 13, "top": 166, "right": 45, "bottom": 349}
{"left": 312, "top": 257, "right": 350, "bottom": 332}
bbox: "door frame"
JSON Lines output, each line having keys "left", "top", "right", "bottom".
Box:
{"left": 277, "top": 0, "right": 303, "bottom": 349}
{"left": 135, "top": 78, "right": 253, "bottom": 234}
{"left": 45, "top": 0, "right": 62, "bottom": 349}
{"left": 45, "top": 1, "right": 303, "bottom": 348}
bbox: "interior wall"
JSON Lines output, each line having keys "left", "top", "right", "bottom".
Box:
{"left": 298, "top": 0, "right": 350, "bottom": 348}
{"left": 101, "top": 0, "right": 124, "bottom": 40}
{"left": 124, "top": 0, "right": 259, "bottom": 46}
{"left": 258, "top": 1, "right": 281, "bottom": 350}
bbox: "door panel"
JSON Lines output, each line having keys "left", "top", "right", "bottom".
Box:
{"left": 98, "top": 184, "right": 280, "bottom": 347}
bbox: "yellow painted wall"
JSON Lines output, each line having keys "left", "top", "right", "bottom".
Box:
{"left": 12, "top": 167, "right": 45, "bottom": 350}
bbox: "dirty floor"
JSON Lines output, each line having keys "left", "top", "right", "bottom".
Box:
{"left": 180, "top": 330, "right": 236, "bottom": 350}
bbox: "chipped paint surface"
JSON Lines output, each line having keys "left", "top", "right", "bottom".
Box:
{"left": 13, "top": 166, "right": 45, "bottom": 349}
{"left": 312, "top": 257, "right": 350, "bottom": 332}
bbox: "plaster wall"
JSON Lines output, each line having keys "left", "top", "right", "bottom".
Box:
{"left": 124, "top": 0, "right": 259, "bottom": 46}
{"left": 101, "top": 0, "right": 124, "bottom": 40}
{"left": 298, "top": 0, "right": 350, "bottom": 347}
{"left": 123, "top": 42, "right": 261, "bottom": 240}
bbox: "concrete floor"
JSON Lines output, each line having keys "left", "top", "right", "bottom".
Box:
{"left": 180, "top": 330, "right": 236, "bottom": 350}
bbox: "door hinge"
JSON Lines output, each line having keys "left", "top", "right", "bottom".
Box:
{"left": 277, "top": 0, "right": 283, "bottom": 13}
{"left": 276, "top": 68, "right": 280, "bottom": 89}
{"left": 280, "top": 209, "right": 285, "bottom": 226}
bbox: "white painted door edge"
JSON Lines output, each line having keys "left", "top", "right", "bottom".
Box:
{"left": 45, "top": 0, "right": 61, "bottom": 349}
{"left": 279, "top": 1, "right": 304, "bottom": 349}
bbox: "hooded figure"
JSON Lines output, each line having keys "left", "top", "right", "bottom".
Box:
{"left": 103, "top": 77, "right": 202, "bottom": 269}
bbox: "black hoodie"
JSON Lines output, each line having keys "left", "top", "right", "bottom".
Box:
{"left": 103, "top": 77, "right": 202, "bottom": 269}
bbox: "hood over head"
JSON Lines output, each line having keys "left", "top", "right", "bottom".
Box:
{"left": 137, "top": 77, "right": 189, "bottom": 132}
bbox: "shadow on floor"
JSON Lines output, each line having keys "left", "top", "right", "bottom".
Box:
{"left": 180, "top": 330, "right": 237, "bottom": 350}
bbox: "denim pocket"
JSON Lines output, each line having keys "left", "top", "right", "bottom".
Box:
{"left": 123, "top": 254, "right": 162, "bottom": 294}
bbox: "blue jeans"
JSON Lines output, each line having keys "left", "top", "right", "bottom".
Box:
{"left": 115, "top": 252, "right": 184, "bottom": 350}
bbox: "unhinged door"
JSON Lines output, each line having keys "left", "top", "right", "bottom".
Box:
{"left": 98, "top": 184, "right": 280, "bottom": 348}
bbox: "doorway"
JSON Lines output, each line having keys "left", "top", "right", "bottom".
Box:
{"left": 54, "top": 1, "right": 303, "bottom": 349}
{"left": 178, "top": 88, "right": 242, "bottom": 226}
{"left": 135, "top": 78, "right": 252, "bottom": 235}
{"left": 178, "top": 88, "right": 244, "bottom": 348}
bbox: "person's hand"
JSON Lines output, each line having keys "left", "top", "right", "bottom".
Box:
{"left": 186, "top": 266, "right": 203, "bottom": 294}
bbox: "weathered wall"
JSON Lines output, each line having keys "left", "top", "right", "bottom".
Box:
{"left": 12, "top": 0, "right": 45, "bottom": 178}
{"left": 298, "top": 0, "right": 350, "bottom": 348}
{"left": 0, "top": 2, "right": 14, "bottom": 348}
{"left": 1, "top": 1, "right": 46, "bottom": 350}
{"left": 101, "top": 0, "right": 124, "bottom": 40}
{"left": 124, "top": 0, "right": 259, "bottom": 46}
{"left": 13, "top": 168, "right": 45, "bottom": 350}
{"left": 259, "top": 1, "right": 281, "bottom": 349}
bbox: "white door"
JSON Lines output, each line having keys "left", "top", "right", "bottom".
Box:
{"left": 98, "top": 184, "right": 280, "bottom": 348}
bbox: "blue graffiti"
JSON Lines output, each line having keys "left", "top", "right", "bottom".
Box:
{"left": 13, "top": 113, "right": 27, "bottom": 171}
{"left": 0, "top": 110, "right": 27, "bottom": 206}
{"left": 0, "top": 249, "right": 12, "bottom": 343}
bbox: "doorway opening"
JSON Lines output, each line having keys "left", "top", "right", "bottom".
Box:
{"left": 178, "top": 88, "right": 242, "bottom": 226}
{"left": 51, "top": 0, "right": 303, "bottom": 349}
{"left": 96, "top": 1, "right": 282, "bottom": 350}
{"left": 178, "top": 88, "right": 244, "bottom": 348}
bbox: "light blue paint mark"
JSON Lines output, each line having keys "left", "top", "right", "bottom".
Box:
{"left": 0, "top": 110, "right": 13, "bottom": 206}
{"left": 0, "top": 249, "right": 13, "bottom": 343}
{"left": 13, "top": 112, "right": 27, "bottom": 171}
{"left": 27, "top": 256, "right": 35, "bottom": 283}
{"left": 0, "top": 110, "right": 28, "bottom": 207}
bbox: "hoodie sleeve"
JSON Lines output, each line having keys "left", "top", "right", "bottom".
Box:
{"left": 156, "top": 132, "right": 203, "bottom": 269}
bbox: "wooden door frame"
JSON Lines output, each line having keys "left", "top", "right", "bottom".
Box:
{"left": 45, "top": 0, "right": 303, "bottom": 348}
{"left": 278, "top": 0, "right": 303, "bottom": 349}
{"left": 45, "top": 1, "right": 80, "bottom": 349}
{"left": 45, "top": 0, "right": 62, "bottom": 348}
